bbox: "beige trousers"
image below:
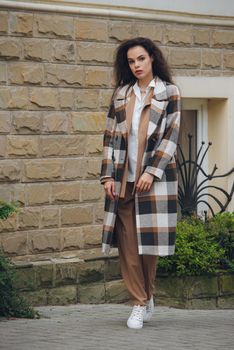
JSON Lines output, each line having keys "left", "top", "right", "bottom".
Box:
{"left": 115, "top": 182, "right": 158, "bottom": 306}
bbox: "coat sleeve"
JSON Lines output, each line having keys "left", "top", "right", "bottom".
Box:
{"left": 145, "top": 84, "right": 181, "bottom": 180}
{"left": 100, "top": 101, "right": 117, "bottom": 184}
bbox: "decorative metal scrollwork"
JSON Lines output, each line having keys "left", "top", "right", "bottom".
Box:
{"left": 177, "top": 134, "right": 234, "bottom": 218}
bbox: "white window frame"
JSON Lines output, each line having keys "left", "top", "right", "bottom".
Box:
{"left": 181, "top": 98, "right": 209, "bottom": 217}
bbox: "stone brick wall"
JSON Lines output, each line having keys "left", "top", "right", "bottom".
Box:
{"left": 0, "top": 9, "right": 234, "bottom": 261}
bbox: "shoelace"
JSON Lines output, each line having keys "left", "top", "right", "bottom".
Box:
{"left": 130, "top": 305, "right": 145, "bottom": 321}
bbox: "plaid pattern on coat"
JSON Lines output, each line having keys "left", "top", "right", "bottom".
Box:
{"left": 100, "top": 76, "right": 181, "bottom": 256}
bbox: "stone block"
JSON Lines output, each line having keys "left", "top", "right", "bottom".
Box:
{"left": 135, "top": 23, "right": 163, "bottom": 43}
{"left": 0, "top": 184, "right": 11, "bottom": 202}
{"left": 9, "top": 12, "right": 33, "bottom": 35}
{"left": 85, "top": 66, "right": 111, "bottom": 87}
{"left": 74, "top": 89, "right": 99, "bottom": 110}
{"left": 59, "top": 88, "right": 74, "bottom": 109}
{"left": 41, "top": 135, "right": 85, "bottom": 156}
{"left": 63, "top": 158, "right": 87, "bottom": 180}
{"left": 219, "top": 273, "right": 234, "bottom": 295}
{"left": 23, "top": 159, "right": 63, "bottom": 181}
{"left": 184, "top": 275, "right": 218, "bottom": 299}
{"left": 0, "top": 87, "right": 28, "bottom": 109}
{"left": 23, "top": 38, "right": 51, "bottom": 61}
{"left": 45, "top": 64, "right": 84, "bottom": 86}
{"left": 0, "top": 111, "right": 11, "bottom": 133}
{"left": 13, "top": 266, "right": 37, "bottom": 291}
{"left": 12, "top": 111, "right": 41, "bottom": 134}
{"left": 0, "top": 135, "right": 6, "bottom": 157}
{"left": 105, "top": 279, "right": 129, "bottom": 303}
{"left": 29, "top": 87, "right": 58, "bottom": 109}
{"left": 211, "top": 30, "right": 234, "bottom": 48}
{"left": 186, "top": 298, "right": 217, "bottom": 309}
{"left": 0, "top": 62, "right": 7, "bottom": 83}
{"left": 79, "top": 282, "right": 105, "bottom": 303}
{"left": 109, "top": 21, "right": 133, "bottom": 41}
{"left": 7, "top": 135, "right": 39, "bottom": 157}
{"left": 99, "top": 89, "right": 112, "bottom": 108}
{"left": 164, "top": 25, "right": 193, "bottom": 45}
{"left": 8, "top": 62, "right": 44, "bottom": 84}
{"left": 28, "top": 229, "right": 61, "bottom": 253}
{"left": 80, "top": 181, "right": 103, "bottom": 202}
{"left": 156, "top": 276, "right": 188, "bottom": 299}
{"left": 78, "top": 260, "right": 104, "bottom": 283}
{"left": 55, "top": 261, "right": 79, "bottom": 286}
{"left": 105, "top": 257, "right": 121, "bottom": 281}
{"left": 61, "top": 227, "right": 84, "bottom": 250}
{"left": 41, "top": 207, "right": 59, "bottom": 228}
{"left": 61, "top": 205, "right": 93, "bottom": 226}
{"left": 0, "top": 11, "right": 8, "bottom": 33}
{"left": 217, "top": 296, "right": 234, "bottom": 309}
{"left": 52, "top": 40, "right": 76, "bottom": 62}
{"left": 75, "top": 19, "right": 108, "bottom": 42}
{"left": 35, "top": 14, "right": 73, "bottom": 39}
{"left": 0, "top": 214, "right": 17, "bottom": 233}
{"left": 42, "top": 112, "right": 69, "bottom": 133}
{"left": 12, "top": 183, "right": 26, "bottom": 205}
{"left": 71, "top": 112, "right": 105, "bottom": 133}
{"left": 169, "top": 48, "right": 201, "bottom": 68}
{"left": 47, "top": 285, "right": 77, "bottom": 305}
{"left": 155, "top": 297, "right": 186, "bottom": 308}
{"left": 202, "top": 49, "right": 222, "bottom": 69}
{"left": 224, "top": 52, "right": 234, "bottom": 69}
{"left": 77, "top": 42, "right": 115, "bottom": 63}
{"left": 0, "top": 160, "right": 21, "bottom": 181}
{"left": 86, "top": 158, "right": 101, "bottom": 179}
{"left": 86, "top": 135, "right": 103, "bottom": 155}
{"left": 0, "top": 38, "right": 21, "bottom": 59}
{"left": 52, "top": 182, "right": 80, "bottom": 203}
{"left": 83, "top": 225, "right": 102, "bottom": 248}
{"left": 94, "top": 203, "right": 104, "bottom": 223}
{"left": 20, "top": 289, "right": 48, "bottom": 306}
{"left": 33, "top": 261, "right": 54, "bottom": 289}
{"left": 26, "top": 183, "right": 50, "bottom": 205}
{"left": 0, "top": 231, "right": 27, "bottom": 255}
{"left": 193, "top": 28, "right": 210, "bottom": 46}
{"left": 18, "top": 207, "right": 40, "bottom": 229}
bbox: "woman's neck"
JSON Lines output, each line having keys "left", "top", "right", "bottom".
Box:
{"left": 138, "top": 75, "right": 154, "bottom": 89}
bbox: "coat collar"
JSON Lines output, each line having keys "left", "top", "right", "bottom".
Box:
{"left": 115, "top": 76, "right": 168, "bottom": 102}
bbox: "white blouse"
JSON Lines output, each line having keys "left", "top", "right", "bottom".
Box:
{"left": 127, "top": 78, "right": 156, "bottom": 181}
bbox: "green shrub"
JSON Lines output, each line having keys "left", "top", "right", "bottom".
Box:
{"left": 0, "top": 249, "right": 40, "bottom": 318}
{"left": 206, "top": 212, "right": 234, "bottom": 271}
{"left": 0, "top": 200, "right": 39, "bottom": 319}
{"left": 158, "top": 214, "right": 233, "bottom": 276}
{"left": 0, "top": 200, "right": 19, "bottom": 220}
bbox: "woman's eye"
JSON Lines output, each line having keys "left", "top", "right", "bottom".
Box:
{"left": 139, "top": 57, "right": 145, "bottom": 61}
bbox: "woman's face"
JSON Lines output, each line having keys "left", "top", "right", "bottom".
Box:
{"left": 127, "top": 45, "right": 153, "bottom": 82}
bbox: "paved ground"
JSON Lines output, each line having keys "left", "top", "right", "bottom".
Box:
{"left": 0, "top": 304, "right": 233, "bottom": 350}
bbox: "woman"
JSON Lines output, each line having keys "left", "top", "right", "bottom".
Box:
{"left": 100, "top": 37, "right": 181, "bottom": 329}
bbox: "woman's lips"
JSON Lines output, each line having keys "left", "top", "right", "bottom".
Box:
{"left": 135, "top": 70, "right": 143, "bottom": 74}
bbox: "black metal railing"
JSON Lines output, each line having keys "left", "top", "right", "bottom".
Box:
{"left": 177, "top": 134, "right": 234, "bottom": 219}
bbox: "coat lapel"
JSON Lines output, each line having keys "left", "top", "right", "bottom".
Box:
{"left": 146, "top": 76, "right": 169, "bottom": 139}
{"left": 114, "top": 76, "right": 169, "bottom": 138}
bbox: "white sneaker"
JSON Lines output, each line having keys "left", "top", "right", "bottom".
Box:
{"left": 127, "top": 305, "right": 146, "bottom": 329}
{"left": 143, "top": 296, "right": 154, "bottom": 322}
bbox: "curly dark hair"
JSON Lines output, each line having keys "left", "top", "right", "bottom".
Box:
{"left": 113, "top": 37, "right": 173, "bottom": 97}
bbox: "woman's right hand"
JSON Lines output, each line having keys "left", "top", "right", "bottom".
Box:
{"left": 104, "top": 181, "right": 116, "bottom": 201}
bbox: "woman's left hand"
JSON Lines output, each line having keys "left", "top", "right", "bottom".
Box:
{"left": 136, "top": 173, "right": 154, "bottom": 193}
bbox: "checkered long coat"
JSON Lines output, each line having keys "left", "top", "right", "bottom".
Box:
{"left": 100, "top": 76, "right": 181, "bottom": 256}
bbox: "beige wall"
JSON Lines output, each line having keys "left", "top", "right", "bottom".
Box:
{"left": 0, "top": 5, "right": 234, "bottom": 260}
